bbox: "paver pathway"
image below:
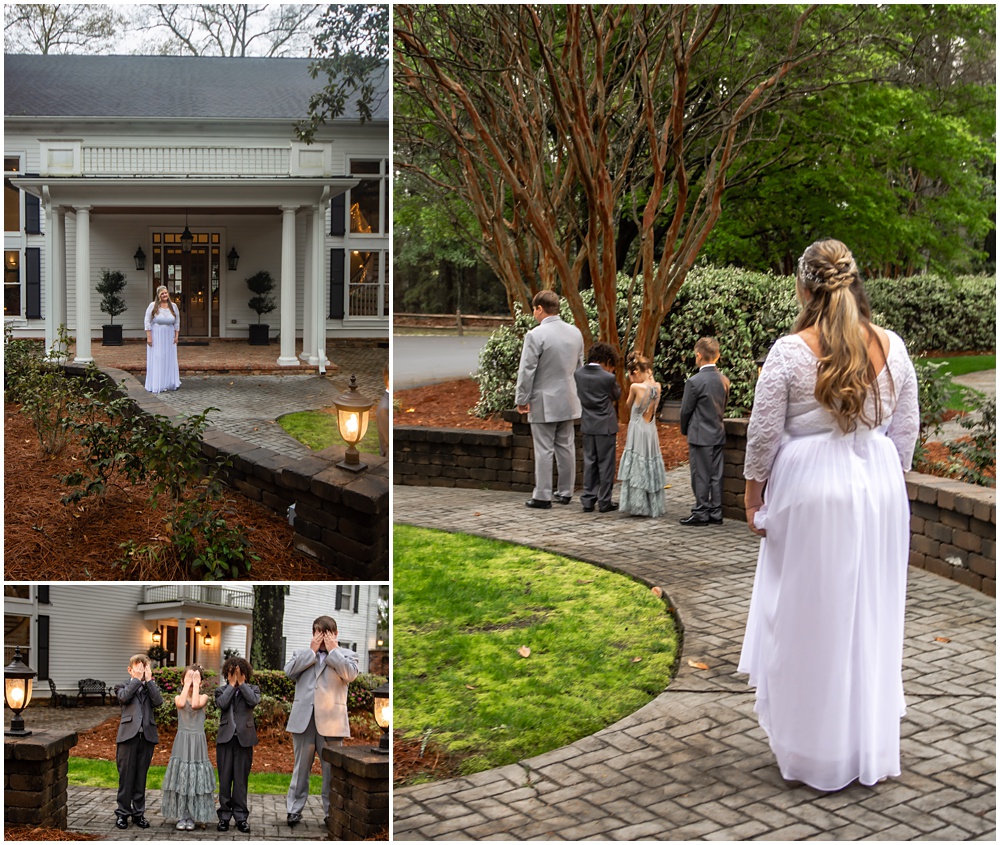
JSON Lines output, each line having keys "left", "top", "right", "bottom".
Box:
{"left": 393, "top": 470, "right": 996, "bottom": 841}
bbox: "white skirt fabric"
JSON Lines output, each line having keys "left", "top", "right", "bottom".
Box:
{"left": 738, "top": 427, "right": 910, "bottom": 791}
{"left": 145, "top": 318, "right": 181, "bottom": 393}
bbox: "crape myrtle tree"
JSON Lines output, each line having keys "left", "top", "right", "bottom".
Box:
{"left": 250, "top": 585, "right": 287, "bottom": 671}
{"left": 394, "top": 4, "right": 886, "bottom": 396}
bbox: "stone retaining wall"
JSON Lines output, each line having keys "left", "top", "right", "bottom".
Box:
{"left": 69, "top": 364, "right": 389, "bottom": 580}
{"left": 322, "top": 745, "right": 389, "bottom": 840}
{"left": 4, "top": 730, "right": 77, "bottom": 829}
{"left": 394, "top": 416, "right": 995, "bottom": 596}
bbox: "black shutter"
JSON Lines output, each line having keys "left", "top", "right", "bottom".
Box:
{"left": 25, "top": 247, "right": 41, "bottom": 319}
{"left": 37, "top": 586, "right": 50, "bottom": 604}
{"left": 336, "top": 585, "right": 345, "bottom": 610}
{"left": 330, "top": 192, "right": 346, "bottom": 236}
{"left": 25, "top": 192, "right": 41, "bottom": 234}
{"left": 353, "top": 587, "right": 360, "bottom": 614}
{"left": 330, "top": 248, "right": 345, "bottom": 319}
{"left": 37, "top": 615, "right": 50, "bottom": 681}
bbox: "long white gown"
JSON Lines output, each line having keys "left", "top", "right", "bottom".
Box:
{"left": 738, "top": 330, "right": 919, "bottom": 791}
{"left": 144, "top": 302, "right": 182, "bottom": 393}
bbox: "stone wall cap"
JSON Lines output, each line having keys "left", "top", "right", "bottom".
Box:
{"left": 322, "top": 744, "right": 390, "bottom": 778}
{"left": 4, "top": 730, "right": 79, "bottom": 760}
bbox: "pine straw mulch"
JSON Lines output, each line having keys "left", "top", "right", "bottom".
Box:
{"left": 393, "top": 732, "right": 465, "bottom": 787}
{"left": 73, "top": 713, "right": 381, "bottom": 774}
{"left": 4, "top": 405, "right": 339, "bottom": 580}
{"left": 4, "top": 828, "right": 100, "bottom": 841}
{"left": 395, "top": 378, "right": 691, "bottom": 470}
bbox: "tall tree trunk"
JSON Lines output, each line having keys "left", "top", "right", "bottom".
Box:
{"left": 250, "top": 586, "right": 286, "bottom": 671}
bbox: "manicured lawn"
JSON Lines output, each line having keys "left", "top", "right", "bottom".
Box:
{"left": 68, "top": 757, "right": 320, "bottom": 795}
{"left": 924, "top": 354, "right": 995, "bottom": 378}
{"left": 394, "top": 525, "right": 679, "bottom": 779}
{"left": 278, "top": 408, "right": 382, "bottom": 454}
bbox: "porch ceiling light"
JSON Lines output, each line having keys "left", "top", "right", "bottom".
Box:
{"left": 194, "top": 619, "right": 202, "bottom": 633}
{"left": 372, "top": 681, "right": 390, "bottom": 754}
{"left": 227, "top": 246, "right": 240, "bottom": 271}
{"left": 4, "top": 645, "right": 36, "bottom": 737}
{"left": 181, "top": 212, "right": 193, "bottom": 254}
{"left": 333, "top": 374, "right": 371, "bottom": 473}
{"left": 134, "top": 245, "right": 146, "bottom": 271}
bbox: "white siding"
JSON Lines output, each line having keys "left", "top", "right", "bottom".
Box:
{"left": 283, "top": 584, "right": 381, "bottom": 673}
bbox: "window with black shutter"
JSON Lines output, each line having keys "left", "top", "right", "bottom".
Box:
{"left": 25, "top": 247, "right": 41, "bottom": 319}
{"left": 37, "top": 616, "right": 50, "bottom": 681}
{"left": 330, "top": 248, "right": 345, "bottom": 319}
{"left": 24, "top": 192, "right": 40, "bottom": 234}
{"left": 330, "top": 193, "right": 346, "bottom": 236}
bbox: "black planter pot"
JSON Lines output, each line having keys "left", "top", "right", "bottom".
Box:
{"left": 248, "top": 324, "right": 270, "bottom": 345}
{"left": 102, "top": 324, "right": 123, "bottom": 346}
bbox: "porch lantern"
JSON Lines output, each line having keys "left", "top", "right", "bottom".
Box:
{"left": 203, "top": 630, "right": 213, "bottom": 647}
{"left": 134, "top": 245, "right": 146, "bottom": 271}
{"left": 180, "top": 212, "right": 193, "bottom": 254}
{"left": 227, "top": 246, "right": 240, "bottom": 271}
{"left": 194, "top": 619, "right": 202, "bottom": 634}
{"left": 151, "top": 627, "right": 162, "bottom": 646}
{"left": 333, "top": 374, "right": 372, "bottom": 473}
{"left": 4, "top": 645, "right": 36, "bottom": 737}
{"left": 371, "top": 682, "right": 390, "bottom": 754}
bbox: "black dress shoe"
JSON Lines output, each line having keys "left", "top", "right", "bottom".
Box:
{"left": 599, "top": 502, "right": 619, "bottom": 513}
{"left": 554, "top": 495, "right": 572, "bottom": 505}
{"left": 217, "top": 819, "right": 230, "bottom": 831}
{"left": 525, "top": 498, "right": 552, "bottom": 509}
{"left": 582, "top": 504, "right": 595, "bottom": 512}
{"left": 708, "top": 516, "right": 723, "bottom": 525}
{"left": 287, "top": 812, "right": 303, "bottom": 826}
{"left": 680, "top": 514, "right": 711, "bottom": 526}
{"left": 115, "top": 817, "right": 129, "bottom": 830}
{"left": 236, "top": 820, "right": 251, "bottom": 833}
{"left": 133, "top": 816, "right": 150, "bottom": 829}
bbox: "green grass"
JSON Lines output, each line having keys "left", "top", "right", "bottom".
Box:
{"left": 68, "top": 757, "right": 321, "bottom": 795}
{"left": 923, "top": 354, "right": 995, "bottom": 411}
{"left": 278, "top": 408, "right": 382, "bottom": 454}
{"left": 393, "top": 525, "right": 680, "bottom": 780}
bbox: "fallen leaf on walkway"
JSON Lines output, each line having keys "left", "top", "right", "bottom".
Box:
{"left": 631, "top": 657, "right": 642, "bottom": 663}
{"left": 935, "top": 636, "right": 951, "bottom": 643}
{"left": 474, "top": 512, "right": 481, "bottom": 516}
{"left": 405, "top": 408, "right": 415, "bottom": 413}
{"left": 651, "top": 586, "right": 663, "bottom": 597}
{"left": 687, "top": 659, "right": 709, "bottom": 670}
{"left": 518, "top": 646, "right": 531, "bottom": 658}
{"left": 665, "top": 484, "right": 672, "bottom": 489}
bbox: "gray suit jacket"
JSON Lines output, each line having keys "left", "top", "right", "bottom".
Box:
{"left": 215, "top": 682, "right": 260, "bottom": 747}
{"left": 515, "top": 315, "right": 584, "bottom": 423}
{"left": 116, "top": 677, "right": 164, "bottom": 744}
{"left": 284, "top": 647, "right": 360, "bottom": 738}
{"left": 574, "top": 364, "right": 620, "bottom": 436}
{"left": 680, "top": 365, "right": 730, "bottom": 446}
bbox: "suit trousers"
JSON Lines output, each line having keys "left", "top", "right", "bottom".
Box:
{"left": 531, "top": 420, "right": 576, "bottom": 501}
{"left": 217, "top": 738, "right": 253, "bottom": 822}
{"left": 581, "top": 433, "right": 616, "bottom": 509}
{"left": 115, "top": 735, "right": 156, "bottom": 819}
{"left": 689, "top": 442, "right": 724, "bottom": 519}
{"left": 287, "top": 713, "right": 343, "bottom": 816}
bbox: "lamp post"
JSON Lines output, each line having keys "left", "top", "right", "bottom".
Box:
{"left": 333, "top": 374, "right": 372, "bottom": 473}
{"left": 372, "top": 682, "right": 390, "bottom": 754}
{"left": 4, "top": 646, "right": 37, "bottom": 737}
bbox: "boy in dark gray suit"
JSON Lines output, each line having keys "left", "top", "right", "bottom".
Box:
{"left": 115, "top": 654, "right": 163, "bottom": 830}
{"left": 574, "top": 341, "right": 621, "bottom": 513}
{"left": 215, "top": 656, "right": 260, "bottom": 833}
{"left": 680, "top": 337, "right": 731, "bottom": 525}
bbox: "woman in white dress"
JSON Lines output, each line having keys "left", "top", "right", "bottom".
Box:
{"left": 144, "top": 285, "right": 181, "bottom": 393}
{"left": 739, "top": 239, "right": 919, "bottom": 791}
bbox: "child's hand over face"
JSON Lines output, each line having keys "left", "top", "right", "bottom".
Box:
{"left": 310, "top": 631, "right": 325, "bottom": 653}
{"left": 143, "top": 664, "right": 153, "bottom": 682}
{"left": 323, "top": 631, "right": 339, "bottom": 652}
{"left": 128, "top": 664, "right": 144, "bottom": 681}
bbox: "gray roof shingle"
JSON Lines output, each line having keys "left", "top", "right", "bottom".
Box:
{"left": 4, "top": 54, "right": 388, "bottom": 122}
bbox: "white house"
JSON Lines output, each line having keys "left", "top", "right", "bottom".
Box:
{"left": 3, "top": 583, "right": 387, "bottom": 701}
{"left": 4, "top": 54, "right": 389, "bottom": 365}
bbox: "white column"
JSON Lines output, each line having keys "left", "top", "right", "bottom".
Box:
{"left": 73, "top": 206, "right": 93, "bottom": 363}
{"left": 311, "top": 203, "right": 328, "bottom": 368}
{"left": 244, "top": 625, "right": 252, "bottom": 661}
{"left": 177, "top": 617, "right": 187, "bottom": 668}
{"left": 43, "top": 198, "right": 56, "bottom": 353}
{"left": 300, "top": 210, "right": 314, "bottom": 361}
{"left": 278, "top": 206, "right": 299, "bottom": 366}
{"left": 53, "top": 209, "right": 67, "bottom": 356}
{"left": 217, "top": 623, "right": 228, "bottom": 675}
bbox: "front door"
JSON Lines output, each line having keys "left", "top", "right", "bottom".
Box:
{"left": 153, "top": 232, "right": 220, "bottom": 338}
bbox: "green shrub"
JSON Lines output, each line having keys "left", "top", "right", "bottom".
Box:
{"left": 946, "top": 396, "right": 996, "bottom": 487}
{"left": 472, "top": 303, "right": 535, "bottom": 418}
{"left": 252, "top": 694, "right": 292, "bottom": 732}
{"left": 253, "top": 669, "right": 296, "bottom": 703}
{"left": 347, "top": 673, "right": 388, "bottom": 712}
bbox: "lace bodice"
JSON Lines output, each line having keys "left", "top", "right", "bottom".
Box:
{"left": 744, "top": 331, "right": 919, "bottom": 481}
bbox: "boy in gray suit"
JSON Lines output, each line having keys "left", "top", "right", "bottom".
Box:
{"left": 284, "top": 615, "right": 360, "bottom": 827}
{"left": 515, "top": 289, "right": 585, "bottom": 509}
{"left": 574, "top": 341, "right": 621, "bottom": 513}
{"left": 214, "top": 656, "right": 260, "bottom": 833}
{"left": 114, "top": 654, "right": 163, "bottom": 830}
{"left": 680, "top": 337, "right": 731, "bottom": 525}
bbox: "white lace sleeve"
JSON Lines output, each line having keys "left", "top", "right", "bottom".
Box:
{"left": 886, "top": 337, "right": 920, "bottom": 471}
{"left": 143, "top": 302, "right": 154, "bottom": 331}
{"left": 744, "top": 340, "right": 791, "bottom": 481}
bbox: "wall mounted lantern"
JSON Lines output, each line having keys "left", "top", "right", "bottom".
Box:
{"left": 134, "top": 246, "right": 146, "bottom": 271}
{"left": 4, "top": 646, "right": 36, "bottom": 737}
{"left": 203, "top": 630, "right": 213, "bottom": 647}
{"left": 227, "top": 246, "right": 240, "bottom": 271}
{"left": 151, "top": 627, "right": 162, "bottom": 646}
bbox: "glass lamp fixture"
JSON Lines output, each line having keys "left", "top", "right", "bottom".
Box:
{"left": 134, "top": 246, "right": 146, "bottom": 271}
{"left": 151, "top": 627, "right": 162, "bottom": 646}
{"left": 4, "top": 646, "right": 36, "bottom": 737}
{"left": 194, "top": 619, "right": 202, "bottom": 633}
{"left": 227, "top": 246, "right": 240, "bottom": 271}
{"left": 180, "top": 212, "right": 193, "bottom": 254}
{"left": 333, "top": 374, "right": 372, "bottom": 473}
{"left": 203, "top": 630, "right": 213, "bottom": 647}
{"left": 372, "top": 682, "right": 390, "bottom": 754}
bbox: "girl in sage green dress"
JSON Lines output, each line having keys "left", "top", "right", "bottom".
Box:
{"left": 161, "top": 665, "right": 216, "bottom": 830}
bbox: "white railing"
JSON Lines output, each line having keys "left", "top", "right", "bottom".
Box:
{"left": 82, "top": 146, "right": 291, "bottom": 176}
{"left": 141, "top": 584, "right": 253, "bottom": 609}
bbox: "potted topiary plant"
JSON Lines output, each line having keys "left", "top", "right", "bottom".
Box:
{"left": 97, "top": 268, "right": 127, "bottom": 346}
{"left": 246, "top": 269, "right": 276, "bottom": 345}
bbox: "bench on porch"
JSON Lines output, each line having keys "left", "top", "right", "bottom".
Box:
{"left": 77, "top": 678, "right": 110, "bottom": 705}
{"left": 47, "top": 678, "right": 75, "bottom": 708}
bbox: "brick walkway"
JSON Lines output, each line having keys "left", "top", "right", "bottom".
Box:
{"left": 392, "top": 470, "right": 996, "bottom": 841}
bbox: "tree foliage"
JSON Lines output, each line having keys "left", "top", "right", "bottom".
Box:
{"left": 4, "top": 4, "right": 126, "bottom": 53}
